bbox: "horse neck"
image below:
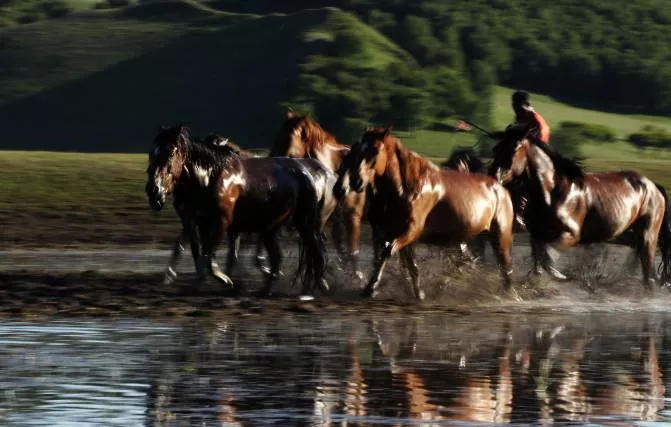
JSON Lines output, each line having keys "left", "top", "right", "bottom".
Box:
{"left": 183, "top": 141, "right": 226, "bottom": 187}
{"left": 379, "top": 139, "right": 434, "bottom": 198}
{"left": 525, "top": 145, "right": 563, "bottom": 205}
{"left": 306, "top": 129, "right": 347, "bottom": 172}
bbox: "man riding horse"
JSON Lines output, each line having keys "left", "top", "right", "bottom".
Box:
{"left": 505, "top": 90, "right": 551, "bottom": 228}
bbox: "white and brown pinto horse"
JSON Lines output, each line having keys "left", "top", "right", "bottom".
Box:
{"left": 488, "top": 127, "right": 671, "bottom": 288}
{"left": 334, "top": 127, "right": 515, "bottom": 300}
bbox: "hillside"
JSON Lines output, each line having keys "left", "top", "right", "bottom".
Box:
{"left": 0, "top": 4, "right": 412, "bottom": 152}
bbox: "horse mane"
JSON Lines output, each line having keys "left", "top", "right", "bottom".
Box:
{"left": 168, "top": 126, "right": 239, "bottom": 171}
{"left": 441, "top": 147, "right": 485, "bottom": 173}
{"left": 529, "top": 137, "right": 584, "bottom": 182}
{"left": 281, "top": 112, "right": 345, "bottom": 152}
{"left": 503, "top": 126, "right": 584, "bottom": 182}
{"left": 366, "top": 127, "right": 436, "bottom": 199}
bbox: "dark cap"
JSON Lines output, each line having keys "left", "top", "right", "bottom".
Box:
{"left": 512, "top": 90, "right": 530, "bottom": 105}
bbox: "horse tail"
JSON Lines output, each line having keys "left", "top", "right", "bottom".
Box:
{"left": 655, "top": 183, "right": 671, "bottom": 284}
{"left": 291, "top": 163, "right": 327, "bottom": 294}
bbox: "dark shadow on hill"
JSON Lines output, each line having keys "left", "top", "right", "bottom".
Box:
{"left": 0, "top": 9, "right": 337, "bottom": 152}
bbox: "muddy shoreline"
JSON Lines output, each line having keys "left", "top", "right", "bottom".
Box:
{"left": 0, "top": 238, "right": 667, "bottom": 318}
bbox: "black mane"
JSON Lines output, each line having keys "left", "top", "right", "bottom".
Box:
{"left": 159, "top": 125, "right": 239, "bottom": 171}
{"left": 528, "top": 137, "right": 584, "bottom": 181}
{"left": 502, "top": 126, "right": 584, "bottom": 181}
{"left": 441, "top": 147, "right": 485, "bottom": 173}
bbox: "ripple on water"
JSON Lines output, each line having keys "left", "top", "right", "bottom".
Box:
{"left": 0, "top": 313, "right": 670, "bottom": 425}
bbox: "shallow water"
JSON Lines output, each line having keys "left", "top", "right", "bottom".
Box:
{"left": 1, "top": 312, "right": 671, "bottom": 426}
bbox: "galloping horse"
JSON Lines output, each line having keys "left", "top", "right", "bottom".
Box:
{"left": 488, "top": 127, "right": 671, "bottom": 288}
{"left": 271, "top": 110, "right": 369, "bottom": 278}
{"left": 334, "top": 127, "right": 515, "bottom": 300}
{"left": 152, "top": 131, "right": 257, "bottom": 286}
{"left": 146, "top": 125, "right": 333, "bottom": 296}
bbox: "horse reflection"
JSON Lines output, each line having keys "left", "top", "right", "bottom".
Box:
{"left": 370, "top": 318, "right": 513, "bottom": 424}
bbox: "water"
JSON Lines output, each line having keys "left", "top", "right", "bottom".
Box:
{"left": 1, "top": 312, "right": 671, "bottom": 426}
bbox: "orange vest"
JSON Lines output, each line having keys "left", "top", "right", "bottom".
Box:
{"left": 532, "top": 111, "right": 550, "bottom": 144}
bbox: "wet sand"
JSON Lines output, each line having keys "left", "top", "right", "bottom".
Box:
{"left": 1, "top": 239, "right": 669, "bottom": 318}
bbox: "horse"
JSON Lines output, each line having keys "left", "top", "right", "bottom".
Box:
{"left": 153, "top": 130, "right": 260, "bottom": 286}
{"left": 333, "top": 127, "right": 515, "bottom": 301}
{"left": 145, "top": 124, "right": 333, "bottom": 296}
{"left": 488, "top": 127, "right": 671, "bottom": 288}
{"left": 271, "top": 110, "right": 369, "bottom": 279}
{"left": 441, "top": 147, "right": 489, "bottom": 261}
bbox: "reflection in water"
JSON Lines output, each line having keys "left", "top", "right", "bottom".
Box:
{"left": 0, "top": 313, "right": 671, "bottom": 425}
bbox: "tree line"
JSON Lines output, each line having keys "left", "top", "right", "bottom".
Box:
{"left": 215, "top": 0, "right": 671, "bottom": 141}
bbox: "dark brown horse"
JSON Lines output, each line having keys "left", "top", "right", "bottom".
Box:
{"left": 154, "top": 131, "right": 260, "bottom": 286}
{"left": 334, "top": 127, "right": 515, "bottom": 300}
{"left": 146, "top": 125, "right": 333, "bottom": 296}
{"left": 271, "top": 110, "right": 369, "bottom": 279}
{"left": 488, "top": 127, "right": 671, "bottom": 288}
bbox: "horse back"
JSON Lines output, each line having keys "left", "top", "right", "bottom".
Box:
{"left": 419, "top": 169, "right": 504, "bottom": 242}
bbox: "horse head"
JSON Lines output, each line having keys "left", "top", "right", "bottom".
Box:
{"left": 270, "top": 109, "right": 310, "bottom": 158}
{"left": 334, "top": 126, "right": 392, "bottom": 199}
{"left": 146, "top": 124, "right": 190, "bottom": 210}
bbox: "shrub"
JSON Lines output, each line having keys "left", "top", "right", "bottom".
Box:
{"left": 558, "top": 121, "right": 616, "bottom": 142}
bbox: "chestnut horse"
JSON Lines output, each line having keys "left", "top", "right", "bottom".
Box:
{"left": 146, "top": 125, "right": 333, "bottom": 296}
{"left": 271, "top": 111, "right": 369, "bottom": 278}
{"left": 334, "top": 127, "right": 515, "bottom": 300}
{"left": 488, "top": 127, "right": 671, "bottom": 288}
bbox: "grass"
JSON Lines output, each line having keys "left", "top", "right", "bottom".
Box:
{"left": 493, "top": 86, "right": 671, "bottom": 136}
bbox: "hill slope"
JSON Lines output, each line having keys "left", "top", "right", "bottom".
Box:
{"left": 0, "top": 5, "right": 412, "bottom": 152}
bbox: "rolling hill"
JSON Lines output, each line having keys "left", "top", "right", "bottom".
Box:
{"left": 0, "top": 2, "right": 412, "bottom": 152}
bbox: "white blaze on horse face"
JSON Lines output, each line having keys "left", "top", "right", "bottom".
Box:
{"left": 193, "top": 164, "right": 212, "bottom": 187}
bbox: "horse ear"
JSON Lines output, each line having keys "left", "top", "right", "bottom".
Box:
{"left": 384, "top": 126, "right": 393, "bottom": 137}
{"left": 286, "top": 109, "right": 295, "bottom": 119}
{"left": 157, "top": 125, "right": 167, "bottom": 132}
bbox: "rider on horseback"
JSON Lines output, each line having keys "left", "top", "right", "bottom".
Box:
{"left": 505, "top": 90, "right": 551, "bottom": 227}
{"left": 507, "top": 90, "right": 550, "bottom": 144}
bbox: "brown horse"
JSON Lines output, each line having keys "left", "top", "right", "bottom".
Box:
{"left": 271, "top": 110, "right": 369, "bottom": 278}
{"left": 488, "top": 127, "right": 671, "bottom": 288}
{"left": 334, "top": 127, "right": 515, "bottom": 300}
{"left": 156, "top": 132, "right": 262, "bottom": 286}
{"left": 146, "top": 125, "right": 333, "bottom": 296}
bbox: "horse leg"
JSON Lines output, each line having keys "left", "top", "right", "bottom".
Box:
{"left": 201, "top": 216, "right": 234, "bottom": 289}
{"left": 363, "top": 223, "right": 423, "bottom": 299}
{"left": 257, "top": 231, "right": 282, "bottom": 298}
{"left": 489, "top": 227, "right": 514, "bottom": 292}
{"left": 636, "top": 222, "right": 658, "bottom": 291}
{"left": 164, "top": 226, "right": 187, "bottom": 285}
{"left": 361, "top": 248, "right": 391, "bottom": 299}
{"left": 254, "top": 233, "right": 269, "bottom": 272}
{"left": 225, "top": 231, "right": 240, "bottom": 278}
{"left": 399, "top": 245, "right": 425, "bottom": 301}
{"left": 346, "top": 209, "right": 364, "bottom": 280}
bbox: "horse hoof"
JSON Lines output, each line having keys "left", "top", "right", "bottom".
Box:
{"left": 354, "top": 270, "right": 365, "bottom": 281}
{"left": 548, "top": 268, "right": 567, "bottom": 281}
{"left": 212, "top": 270, "right": 234, "bottom": 287}
{"left": 415, "top": 290, "right": 426, "bottom": 301}
{"left": 361, "top": 288, "right": 374, "bottom": 299}
{"left": 319, "top": 279, "right": 330, "bottom": 293}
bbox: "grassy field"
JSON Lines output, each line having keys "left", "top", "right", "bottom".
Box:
{"left": 3, "top": 86, "right": 671, "bottom": 248}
